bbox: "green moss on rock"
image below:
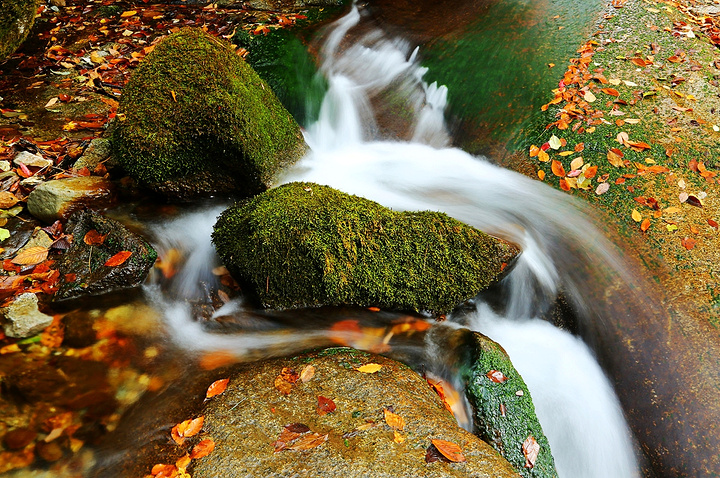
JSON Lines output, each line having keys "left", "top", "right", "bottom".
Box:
{"left": 462, "top": 331, "right": 557, "bottom": 478}
{"left": 111, "top": 27, "right": 307, "bottom": 197}
{"left": 212, "top": 182, "right": 519, "bottom": 315}
{"left": 0, "top": 0, "right": 40, "bottom": 62}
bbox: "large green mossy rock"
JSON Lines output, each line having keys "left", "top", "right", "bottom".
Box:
{"left": 112, "top": 28, "right": 307, "bottom": 198}
{"left": 0, "top": 0, "right": 39, "bottom": 62}
{"left": 462, "top": 331, "right": 557, "bottom": 478}
{"left": 212, "top": 182, "right": 519, "bottom": 315}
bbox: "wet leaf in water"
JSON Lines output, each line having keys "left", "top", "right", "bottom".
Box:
{"left": 384, "top": 409, "right": 405, "bottom": 430}
{"left": 522, "top": 435, "right": 540, "bottom": 468}
{"left": 356, "top": 363, "right": 382, "bottom": 373}
{"left": 205, "top": 378, "right": 229, "bottom": 399}
{"left": 317, "top": 396, "right": 336, "bottom": 416}
{"left": 431, "top": 439, "right": 466, "bottom": 462}
{"left": 104, "top": 250, "right": 132, "bottom": 267}
{"left": 190, "top": 438, "right": 215, "bottom": 459}
{"left": 287, "top": 432, "right": 328, "bottom": 451}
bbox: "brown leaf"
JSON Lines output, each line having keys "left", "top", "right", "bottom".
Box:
{"left": 523, "top": 435, "right": 540, "bottom": 468}
{"left": 384, "top": 409, "right": 405, "bottom": 430}
{"left": 274, "top": 424, "right": 309, "bottom": 452}
{"left": 104, "top": 250, "right": 132, "bottom": 267}
{"left": 486, "top": 370, "right": 509, "bottom": 383}
{"left": 317, "top": 396, "right": 336, "bottom": 416}
{"left": 708, "top": 219, "right": 718, "bottom": 229}
{"left": 12, "top": 246, "right": 49, "bottom": 266}
{"left": 280, "top": 367, "right": 299, "bottom": 383}
{"left": 205, "top": 378, "right": 229, "bottom": 399}
{"left": 83, "top": 229, "right": 107, "bottom": 246}
{"left": 190, "top": 438, "right": 215, "bottom": 459}
{"left": 551, "top": 160, "right": 565, "bottom": 177}
{"left": 686, "top": 195, "right": 703, "bottom": 208}
{"left": 274, "top": 375, "right": 293, "bottom": 395}
{"left": 431, "top": 439, "right": 466, "bottom": 463}
{"left": 607, "top": 148, "right": 625, "bottom": 167}
{"left": 287, "top": 432, "right": 328, "bottom": 451}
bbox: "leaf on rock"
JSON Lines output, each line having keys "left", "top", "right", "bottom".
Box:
{"left": 551, "top": 160, "right": 565, "bottom": 177}
{"left": 171, "top": 416, "right": 205, "bottom": 445}
{"left": 601, "top": 87, "right": 620, "bottom": 96}
{"left": 681, "top": 237, "right": 697, "bottom": 250}
{"left": 522, "top": 435, "right": 540, "bottom": 469}
{"left": 529, "top": 145, "right": 540, "bottom": 157}
{"left": 151, "top": 464, "right": 177, "bottom": 477}
{"left": 300, "top": 365, "right": 315, "bottom": 383}
{"left": 190, "top": 438, "right": 215, "bottom": 459}
{"left": 384, "top": 409, "right": 405, "bottom": 430}
{"left": 486, "top": 370, "right": 508, "bottom": 383}
{"left": 431, "top": 439, "right": 466, "bottom": 463}
{"left": 537, "top": 149, "right": 550, "bottom": 163}
{"left": 0, "top": 191, "right": 19, "bottom": 209}
{"left": 205, "top": 378, "right": 229, "bottom": 399}
{"left": 274, "top": 375, "right": 294, "bottom": 395}
{"left": 317, "top": 396, "right": 336, "bottom": 416}
{"left": 641, "top": 218, "right": 651, "bottom": 232}
{"left": 12, "top": 246, "right": 49, "bottom": 266}
{"left": 104, "top": 250, "right": 132, "bottom": 267}
{"left": 356, "top": 363, "right": 382, "bottom": 374}
{"left": 83, "top": 229, "right": 107, "bottom": 246}
{"left": 607, "top": 148, "right": 625, "bottom": 167}
{"left": 287, "top": 432, "right": 328, "bottom": 451}
{"left": 631, "top": 209, "right": 642, "bottom": 222}
{"left": 393, "top": 430, "right": 405, "bottom": 443}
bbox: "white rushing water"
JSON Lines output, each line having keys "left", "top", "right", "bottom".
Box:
{"left": 151, "top": 5, "right": 640, "bottom": 477}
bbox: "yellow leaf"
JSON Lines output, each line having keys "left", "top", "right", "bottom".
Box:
{"left": 558, "top": 151, "right": 574, "bottom": 157}
{"left": 537, "top": 149, "right": 550, "bottom": 163}
{"left": 384, "top": 409, "right": 405, "bottom": 430}
{"left": 356, "top": 363, "right": 383, "bottom": 374}
{"left": 570, "top": 157, "right": 584, "bottom": 171}
{"left": 631, "top": 209, "right": 642, "bottom": 222}
{"left": 121, "top": 10, "right": 137, "bottom": 17}
{"left": 12, "top": 246, "right": 49, "bottom": 266}
{"left": 664, "top": 207, "right": 681, "bottom": 214}
{"left": 393, "top": 430, "right": 405, "bottom": 443}
{"left": 584, "top": 90, "right": 597, "bottom": 102}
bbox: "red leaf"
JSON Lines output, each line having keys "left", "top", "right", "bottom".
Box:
{"left": 681, "top": 237, "right": 697, "bottom": 250}
{"left": 486, "top": 370, "right": 509, "bottom": 383}
{"left": 317, "top": 396, "right": 336, "bottom": 416}
{"left": 104, "top": 251, "right": 132, "bottom": 267}
{"left": 190, "top": 438, "right": 215, "bottom": 459}
{"left": 83, "top": 229, "right": 107, "bottom": 246}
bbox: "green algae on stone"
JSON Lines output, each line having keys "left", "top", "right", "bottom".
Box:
{"left": 111, "top": 27, "right": 307, "bottom": 198}
{"left": 462, "top": 331, "right": 557, "bottom": 478}
{"left": 212, "top": 182, "right": 519, "bottom": 315}
{"left": 0, "top": 0, "right": 40, "bottom": 62}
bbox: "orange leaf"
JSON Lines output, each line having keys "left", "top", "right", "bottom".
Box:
{"left": 287, "top": 432, "right": 327, "bottom": 451}
{"left": 384, "top": 409, "right": 405, "bottom": 430}
{"left": 522, "top": 435, "right": 540, "bottom": 468}
{"left": 584, "top": 165, "right": 598, "bottom": 179}
{"left": 172, "top": 416, "right": 204, "bottom": 445}
{"left": 431, "top": 439, "right": 466, "bottom": 463}
{"left": 190, "top": 438, "right": 215, "bottom": 459}
{"left": 641, "top": 218, "right": 651, "bottom": 232}
{"left": 151, "top": 464, "right": 177, "bottom": 476}
{"left": 537, "top": 170, "right": 546, "bottom": 180}
{"left": 486, "top": 369, "right": 509, "bottom": 383}
{"left": 551, "top": 160, "right": 565, "bottom": 177}
{"left": 205, "top": 378, "right": 229, "bottom": 399}
{"left": 574, "top": 142, "right": 585, "bottom": 152}
{"left": 681, "top": 237, "right": 697, "bottom": 250}
{"left": 607, "top": 149, "right": 625, "bottom": 167}
{"left": 12, "top": 246, "right": 49, "bottom": 266}
{"left": 175, "top": 454, "right": 191, "bottom": 470}
{"left": 83, "top": 229, "right": 107, "bottom": 246}
{"left": 529, "top": 145, "right": 540, "bottom": 157}
{"left": 104, "top": 250, "right": 132, "bottom": 267}
{"left": 708, "top": 219, "right": 718, "bottom": 229}
{"left": 601, "top": 88, "right": 620, "bottom": 96}
{"left": 300, "top": 364, "right": 315, "bottom": 383}
{"left": 537, "top": 149, "right": 549, "bottom": 163}
{"left": 559, "top": 178, "right": 571, "bottom": 191}
{"left": 317, "top": 396, "right": 336, "bottom": 416}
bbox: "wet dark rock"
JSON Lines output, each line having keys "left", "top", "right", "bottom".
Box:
{"left": 26, "top": 176, "right": 117, "bottom": 224}
{"left": 1, "top": 292, "right": 54, "bottom": 338}
{"left": 0, "top": 216, "right": 41, "bottom": 259}
{"left": 74, "top": 138, "right": 114, "bottom": 172}
{"left": 460, "top": 331, "right": 557, "bottom": 478}
{"left": 213, "top": 182, "right": 519, "bottom": 315}
{"left": 112, "top": 28, "right": 307, "bottom": 199}
{"left": 2, "top": 427, "right": 37, "bottom": 450}
{"left": 54, "top": 210, "right": 157, "bottom": 301}
{"left": 36, "top": 439, "right": 66, "bottom": 462}
{"left": 217, "top": 0, "right": 344, "bottom": 10}
{"left": 0, "top": 0, "right": 40, "bottom": 61}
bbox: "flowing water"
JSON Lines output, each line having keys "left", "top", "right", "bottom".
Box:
{"left": 140, "top": 5, "right": 642, "bottom": 477}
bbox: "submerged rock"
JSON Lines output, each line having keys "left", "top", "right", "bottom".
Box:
{"left": 111, "top": 27, "right": 307, "bottom": 198}
{"left": 1, "top": 292, "right": 53, "bottom": 338}
{"left": 461, "top": 331, "right": 557, "bottom": 478}
{"left": 54, "top": 210, "right": 157, "bottom": 301}
{"left": 212, "top": 182, "right": 519, "bottom": 315}
{"left": 26, "top": 176, "right": 116, "bottom": 224}
{"left": 0, "top": 0, "right": 40, "bottom": 62}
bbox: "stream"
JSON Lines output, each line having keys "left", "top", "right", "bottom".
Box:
{"left": 135, "top": 5, "right": 642, "bottom": 477}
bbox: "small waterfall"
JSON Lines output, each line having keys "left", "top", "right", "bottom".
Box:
{"left": 149, "top": 5, "right": 642, "bottom": 477}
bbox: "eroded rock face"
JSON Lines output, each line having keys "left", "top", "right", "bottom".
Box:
{"left": 1, "top": 292, "right": 53, "bottom": 338}
{"left": 111, "top": 27, "right": 307, "bottom": 199}
{"left": 213, "top": 182, "right": 519, "bottom": 315}
{"left": 26, "top": 176, "right": 116, "bottom": 224}
{"left": 0, "top": 0, "right": 40, "bottom": 62}
{"left": 54, "top": 210, "right": 157, "bottom": 301}
{"left": 193, "top": 348, "right": 520, "bottom": 477}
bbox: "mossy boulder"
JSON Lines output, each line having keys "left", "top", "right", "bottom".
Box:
{"left": 212, "top": 182, "right": 519, "bottom": 315}
{"left": 0, "top": 0, "right": 39, "bottom": 62}
{"left": 462, "top": 331, "right": 557, "bottom": 478}
{"left": 111, "top": 27, "right": 308, "bottom": 198}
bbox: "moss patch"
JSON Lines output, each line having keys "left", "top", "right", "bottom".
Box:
{"left": 462, "top": 332, "right": 557, "bottom": 478}
{"left": 111, "top": 27, "right": 307, "bottom": 197}
{"left": 212, "top": 182, "right": 519, "bottom": 315}
{"left": 0, "top": 0, "right": 40, "bottom": 62}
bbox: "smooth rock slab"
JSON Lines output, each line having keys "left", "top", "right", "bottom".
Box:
{"left": 1, "top": 293, "right": 53, "bottom": 338}
{"left": 26, "top": 176, "right": 116, "bottom": 224}
{"left": 190, "top": 348, "right": 520, "bottom": 478}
